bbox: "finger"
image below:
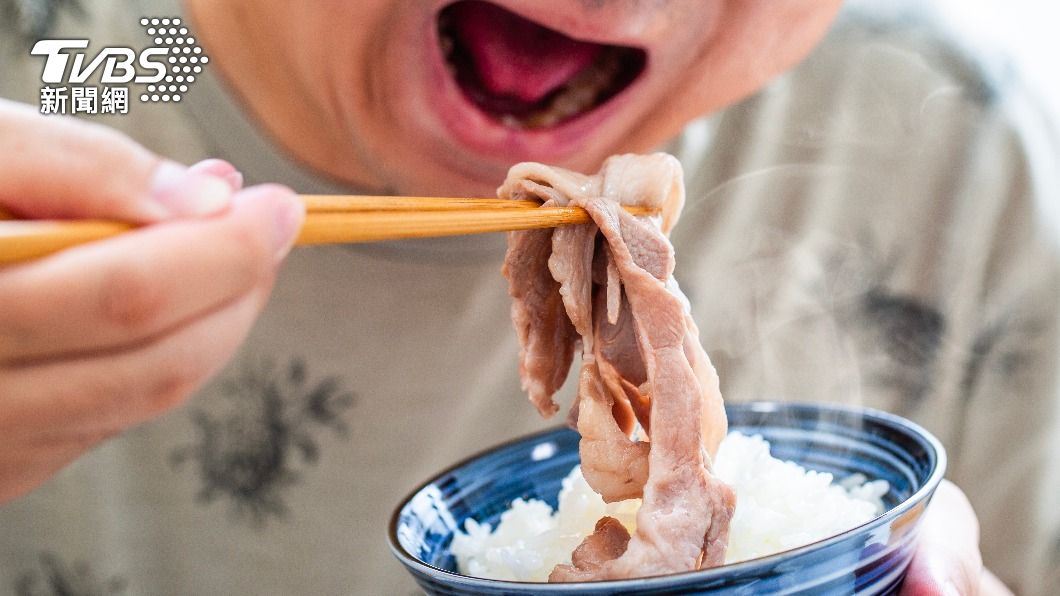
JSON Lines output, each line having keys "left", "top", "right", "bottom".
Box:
{"left": 980, "top": 568, "right": 1014, "bottom": 596}
{"left": 0, "top": 280, "right": 271, "bottom": 444}
{"left": 0, "top": 423, "right": 101, "bottom": 503}
{"left": 0, "top": 98, "right": 231, "bottom": 221}
{"left": 901, "top": 480, "right": 983, "bottom": 596}
{"left": 0, "top": 184, "right": 302, "bottom": 362}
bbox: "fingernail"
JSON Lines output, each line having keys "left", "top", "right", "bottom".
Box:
{"left": 150, "top": 161, "right": 233, "bottom": 217}
{"left": 223, "top": 171, "right": 244, "bottom": 191}
{"left": 189, "top": 159, "right": 244, "bottom": 191}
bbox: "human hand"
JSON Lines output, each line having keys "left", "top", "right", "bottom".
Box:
{"left": 900, "top": 479, "right": 1012, "bottom": 596}
{"left": 0, "top": 99, "right": 304, "bottom": 503}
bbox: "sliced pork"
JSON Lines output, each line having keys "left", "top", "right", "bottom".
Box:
{"left": 549, "top": 516, "right": 631, "bottom": 582}
{"left": 500, "top": 153, "right": 735, "bottom": 581}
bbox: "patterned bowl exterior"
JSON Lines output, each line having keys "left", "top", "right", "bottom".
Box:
{"left": 388, "top": 402, "right": 946, "bottom": 595}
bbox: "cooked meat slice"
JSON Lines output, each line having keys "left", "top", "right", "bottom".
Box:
{"left": 548, "top": 516, "right": 631, "bottom": 582}
{"left": 605, "top": 248, "right": 621, "bottom": 324}
{"left": 503, "top": 223, "right": 576, "bottom": 417}
{"left": 682, "top": 311, "right": 727, "bottom": 457}
{"left": 574, "top": 362, "right": 649, "bottom": 502}
{"left": 593, "top": 290, "right": 649, "bottom": 433}
{"left": 549, "top": 221, "right": 597, "bottom": 346}
{"left": 500, "top": 153, "right": 733, "bottom": 581}
{"left": 556, "top": 198, "right": 733, "bottom": 579}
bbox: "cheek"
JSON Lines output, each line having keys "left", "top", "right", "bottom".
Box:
{"left": 660, "top": 0, "right": 841, "bottom": 128}
{"left": 613, "top": 0, "right": 841, "bottom": 159}
{"left": 706, "top": 0, "right": 842, "bottom": 92}
{"left": 295, "top": 2, "right": 421, "bottom": 175}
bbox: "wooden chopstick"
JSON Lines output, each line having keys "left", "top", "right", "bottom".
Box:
{"left": 0, "top": 220, "right": 135, "bottom": 263}
{"left": 300, "top": 195, "right": 545, "bottom": 212}
{"left": 0, "top": 197, "right": 544, "bottom": 219}
{"left": 0, "top": 196, "right": 655, "bottom": 264}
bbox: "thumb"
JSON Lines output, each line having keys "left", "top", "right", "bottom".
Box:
{"left": 0, "top": 98, "right": 232, "bottom": 222}
{"left": 901, "top": 480, "right": 983, "bottom": 596}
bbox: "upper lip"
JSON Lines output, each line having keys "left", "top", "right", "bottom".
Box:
{"left": 435, "top": 0, "right": 649, "bottom": 47}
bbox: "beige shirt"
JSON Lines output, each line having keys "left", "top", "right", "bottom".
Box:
{"left": 2, "top": 1, "right": 1058, "bottom": 594}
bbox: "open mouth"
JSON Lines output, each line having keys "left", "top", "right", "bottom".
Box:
{"left": 437, "top": 1, "right": 647, "bottom": 130}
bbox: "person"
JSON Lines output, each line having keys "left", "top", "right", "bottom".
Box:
{"left": 0, "top": 0, "right": 1055, "bottom": 594}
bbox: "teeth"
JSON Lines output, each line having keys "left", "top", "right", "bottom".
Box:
{"left": 524, "top": 111, "right": 560, "bottom": 129}
{"left": 500, "top": 114, "right": 524, "bottom": 129}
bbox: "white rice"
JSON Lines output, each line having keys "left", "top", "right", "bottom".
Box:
{"left": 450, "top": 432, "right": 889, "bottom": 582}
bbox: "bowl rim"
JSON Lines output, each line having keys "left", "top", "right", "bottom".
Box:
{"left": 387, "top": 400, "right": 948, "bottom": 590}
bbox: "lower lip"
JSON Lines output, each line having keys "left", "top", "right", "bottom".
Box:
{"left": 424, "top": 17, "right": 642, "bottom": 163}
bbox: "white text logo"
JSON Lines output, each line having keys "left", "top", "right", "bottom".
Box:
{"left": 32, "top": 17, "right": 209, "bottom": 115}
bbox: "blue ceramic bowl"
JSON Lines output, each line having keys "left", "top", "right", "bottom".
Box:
{"left": 389, "top": 402, "right": 946, "bottom": 595}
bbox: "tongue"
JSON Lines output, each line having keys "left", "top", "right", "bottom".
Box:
{"left": 449, "top": 1, "right": 604, "bottom": 104}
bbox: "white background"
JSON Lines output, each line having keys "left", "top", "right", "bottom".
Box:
{"left": 936, "top": 0, "right": 1060, "bottom": 108}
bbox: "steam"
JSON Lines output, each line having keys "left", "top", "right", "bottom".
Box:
{"left": 655, "top": 0, "right": 1060, "bottom": 429}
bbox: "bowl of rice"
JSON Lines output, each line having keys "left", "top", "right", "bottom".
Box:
{"left": 388, "top": 401, "right": 946, "bottom": 595}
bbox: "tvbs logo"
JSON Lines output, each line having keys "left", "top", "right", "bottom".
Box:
{"left": 32, "top": 39, "right": 168, "bottom": 85}
{"left": 32, "top": 17, "right": 208, "bottom": 114}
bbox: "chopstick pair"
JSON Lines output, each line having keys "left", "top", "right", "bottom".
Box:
{"left": 0, "top": 196, "right": 655, "bottom": 264}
